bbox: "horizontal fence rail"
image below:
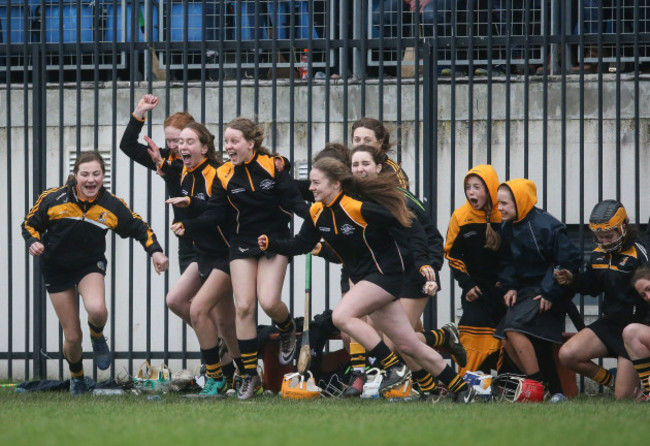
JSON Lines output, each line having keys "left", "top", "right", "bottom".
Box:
{"left": 1, "top": 1, "right": 649, "bottom": 394}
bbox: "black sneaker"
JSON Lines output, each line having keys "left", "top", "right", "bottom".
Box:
{"left": 379, "top": 363, "right": 410, "bottom": 392}
{"left": 455, "top": 387, "right": 476, "bottom": 404}
{"left": 278, "top": 321, "right": 297, "bottom": 365}
{"left": 69, "top": 377, "right": 90, "bottom": 395}
{"left": 91, "top": 336, "right": 112, "bottom": 370}
{"left": 442, "top": 323, "right": 467, "bottom": 367}
{"left": 342, "top": 370, "right": 366, "bottom": 398}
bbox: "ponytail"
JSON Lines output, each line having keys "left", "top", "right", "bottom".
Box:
{"left": 484, "top": 202, "right": 501, "bottom": 251}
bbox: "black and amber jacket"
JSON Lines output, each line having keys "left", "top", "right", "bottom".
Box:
{"left": 498, "top": 179, "right": 581, "bottom": 304}
{"left": 22, "top": 182, "right": 163, "bottom": 269}
{"left": 445, "top": 165, "right": 502, "bottom": 293}
{"left": 182, "top": 151, "right": 309, "bottom": 241}
{"left": 265, "top": 191, "right": 429, "bottom": 282}
{"left": 570, "top": 240, "right": 649, "bottom": 322}
{"left": 178, "top": 158, "right": 231, "bottom": 257}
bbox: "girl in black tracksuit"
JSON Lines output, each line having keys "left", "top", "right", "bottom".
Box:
{"left": 22, "top": 151, "right": 168, "bottom": 394}
{"left": 167, "top": 122, "right": 240, "bottom": 396}
{"left": 259, "top": 157, "right": 475, "bottom": 403}
{"left": 119, "top": 94, "right": 195, "bottom": 273}
{"left": 556, "top": 200, "right": 649, "bottom": 400}
{"left": 179, "top": 117, "right": 309, "bottom": 400}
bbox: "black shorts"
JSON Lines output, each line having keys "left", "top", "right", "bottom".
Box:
{"left": 350, "top": 271, "right": 403, "bottom": 298}
{"left": 197, "top": 252, "right": 230, "bottom": 283}
{"left": 178, "top": 237, "right": 198, "bottom": 274}
{"left": 588, "top": 315, "right": 642, "bottom": 359}
{"left": 230, "top": 234, "right": 290, "bottom": 262}
{"left": 399, "top": 267, "right": 427, "bottom": 299}
{"left": 41, "top": 257, "right": 107, "bottom": 294}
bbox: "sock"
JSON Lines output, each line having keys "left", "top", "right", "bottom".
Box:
{"left": 527, "top": 371, "right": 543, "bottom": 383}
{"left": 592, "top": 366, "right": 613, "bottom": 387}
{"left": 423, "top": 329, "right": 445, "bottom": 348}
{"left": 201, "top": 345, "right": 223, "bottom": 380}
{"left": 275, "top": 314, "right": 294, "bottom": 333}
{"left": 633, "top": 357, "right": 650, "bottom": 394}
{"left": 436, "top": 365, "right": 468, "bottom": 393}
{"left": 349, "top": 342, "right": 367, "bottom": 372}
{"left": 88, "top": 322, "right": 104, "bottom": 341}
{"left": 222, "top": 361, "right": 236, "bottom": 383}
{"left": 238, "top": 338, "right": 259, "bottom": 376}
{"left": 368, "top": 341, "right": 399, "bottom": 369}
{"left": 412, "top": 369, "right": 437, "bottom": 393}
{"left": 68, "top": 359, "right": 84, "bottom": 380}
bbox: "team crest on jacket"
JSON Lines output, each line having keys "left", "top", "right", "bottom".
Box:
{"left": 340, "top": 224, "right": 355, "bottom": 235}
{"left": 97, "top": 261, "right": 106, "bottom": 272}
{"left": 195, "top": 193, "right": 206, "bottom": 201}
{"left": 259, "top": 179, "right": 275, "bottom": 190}
{"left": 98, "top": 212, "right": 107, "bottom": 223}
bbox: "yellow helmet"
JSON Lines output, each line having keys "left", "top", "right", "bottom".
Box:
{"left": 280, "top": 372, "right": 321, "bottom": 400}
{"left": 588, "top": 200, "right": 628, "bottom": 252}
{"left": 382, "top": 378, "right": 418, "bottom": 400}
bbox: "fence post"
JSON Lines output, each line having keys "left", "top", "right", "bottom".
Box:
{"left": 421, "top": 39, "right": 438, "bottom": 331}
{"left": 31, "top": 43, "right": 48, "bottom": 379}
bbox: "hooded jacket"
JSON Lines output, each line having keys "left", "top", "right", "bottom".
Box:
{"left": 444, "top": 165, "right": 502, "bottom": 292}
{"left": 498, "top": 178, "right": 581, "bottom": 304}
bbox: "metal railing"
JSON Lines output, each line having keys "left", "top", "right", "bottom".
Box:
{"left": 1, "top": 1, "right": 649, "bottom": 388}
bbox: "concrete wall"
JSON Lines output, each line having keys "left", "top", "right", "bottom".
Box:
{"left": 1, "top": 76, "right": 649, "bottom": 379}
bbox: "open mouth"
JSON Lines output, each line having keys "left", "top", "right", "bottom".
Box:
{"left": 180, "top": 151, "right": 192, "bottom": 164}
{"left": 469, "top": 198, "right": 479, "bottom": 207}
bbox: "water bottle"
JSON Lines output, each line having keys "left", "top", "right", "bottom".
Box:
{"left": 93, "top": 388, "right": 125, "bottom": 396}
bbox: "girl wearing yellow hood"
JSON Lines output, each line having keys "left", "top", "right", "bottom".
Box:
{"left": 495, "top": 178, "right": 582, "bottom": 400}
{"left": 444, "top": 165, "right": 506, "bottom": 376}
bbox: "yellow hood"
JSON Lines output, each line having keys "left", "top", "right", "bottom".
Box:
{"left": 501, "top": 178, "right": 537, "bottom": 223}
{"left": 464, "top": 164, "right": 501, "bottom": 222}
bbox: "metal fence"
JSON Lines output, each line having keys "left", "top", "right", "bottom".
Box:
{"left": 1, "top": 0, "right": 649, "bottom": 387}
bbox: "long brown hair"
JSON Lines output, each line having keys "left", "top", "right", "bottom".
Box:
{"left": 226, "top": 117, "right": 271, "bottom": 157}
{"left": 351, "top": 144, "right": 400, "bottom": 186}
{"left": 183, "top": 121, "right": 221, "bottom": 163}
{"left": 312, "top": 158, "right": 413, "bottom": 227}
{"left": 67, "top": 151, "right": 105, "bottom": 183}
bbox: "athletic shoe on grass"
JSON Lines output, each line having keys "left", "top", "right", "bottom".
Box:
{"left": 342, "top": 370, "right": 366, "bottom": 398}
{"left": 69, "top": 377, "right": 90, "bottom": 395}
{"left": 379, "top": 363, "right": 410, "bottom": 392}
{"left": 200, "top": 377, "right": 228, "bottom": 397}
{"left": 237, "top": 374, "right": 263, "bottom": 400}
